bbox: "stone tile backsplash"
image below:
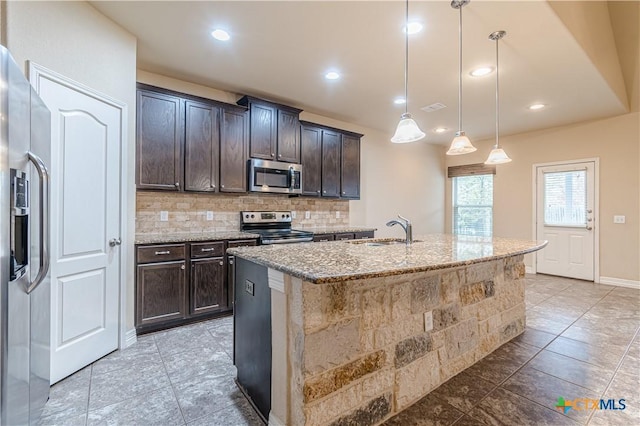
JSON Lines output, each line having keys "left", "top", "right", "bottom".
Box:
{"left": 136, "top": 192, "right": 350, "bottom": 234}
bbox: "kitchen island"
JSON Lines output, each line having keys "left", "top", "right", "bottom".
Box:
{"left": 228, "top": 234, "right": 547, "bottom": 426}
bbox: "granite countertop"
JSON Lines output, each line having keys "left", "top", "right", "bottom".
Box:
{"left": 298, "top": 226, "right": 377, "bottom": 234}
{"left": 227, "top": 234, "right": 548, "bottom": 284}
{"left": 135, "top": 231, "right": 259, "bottom": 245}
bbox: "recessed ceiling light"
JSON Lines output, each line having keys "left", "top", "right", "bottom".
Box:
{"left": 404, "top": 22, "right": 423, "bottom": 35}
{"left": 528, "top": 103, "right": 546, "bottom": 110}
{"left": 434, "top": 127, "right": 448, "bottom": 133}
{"left": 211, "top": 29, "right": 230, "bottom": 41}
{"left": 325, "top": 71, "right": 340, "bottom": 80}
{"left": 394, "top": 97, "right": 406, "bottom": 105}
{"left": 470, "top": 67, "right": 493, "bottom": 77}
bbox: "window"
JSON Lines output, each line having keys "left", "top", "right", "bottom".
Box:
{"left": 452, "top": 174, "right": 493, "bottom": 236}
{"left": 543, "top": 170, "right": 586, "bottom": 227}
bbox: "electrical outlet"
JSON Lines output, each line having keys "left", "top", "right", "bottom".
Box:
{"left": 305, "top": 211, "right": 311, "bottom": 219}
{"left": 336, "top": 211, "right": 340, "bottom": 219}
{"left": 291, "top": 211, "right": 297, "bottom": 219}
{"left": 245, "top": 280, "right": 255, "bottom": 296}
{"left": 206, "top": 211, "right": 214, "bottom": 221}
{"left": 160, "top": 211, "right": 169, "bottom": 222}
{"left": 424, "top": 311, "right": 433, "bottom": 332}
{"left": 614, "top": 215, "right": 625, "bottom": 224}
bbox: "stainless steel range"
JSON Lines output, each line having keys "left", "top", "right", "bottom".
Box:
{"left": 240, "top": 211, "right": 313, "bottom": 245}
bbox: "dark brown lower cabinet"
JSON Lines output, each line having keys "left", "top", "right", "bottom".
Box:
{"left": 354, "top": 231, "right": 375, "bottom": 239}
{"left": 313, "top": 234, "right": 335, "bottom": 242}
{"left": 335, "top": 233, "right": 355, "bottom": 241}
{"left": 190, "top": 257, "right": 226, "bottom": 315}
{"left": 136, "top": 238, "right": 258, "bottom": 333}
{"left": 136, "top": 260, "right": 187, "bottom": 328}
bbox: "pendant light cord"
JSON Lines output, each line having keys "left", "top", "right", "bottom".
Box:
{"left": 495, "top": 35, "right": 500, "bottom": 149}
{"left": 404, "top": 0, "right": 409, "bottom": 115}
{"left": 458, "top": 5, "right": 463, "bottom": 132}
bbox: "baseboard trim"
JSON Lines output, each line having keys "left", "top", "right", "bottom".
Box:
{"left": 599, "top": 276, "right": 640, "bottom": 290}
{"left": 525, "top": 266, "right": 535, "bottom": 274}
{"left": 269, "top": 412, "right": 285, "bottom": 426}
{"left": 124, "top": 328, "right": 137, "bottom": 348}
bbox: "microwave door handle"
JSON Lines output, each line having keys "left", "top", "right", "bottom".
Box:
{"left": 289, "top": 166, "right": 294, "bottom": 191}
{"left": 26, "top": 151, "right": 50, "bottom": 294}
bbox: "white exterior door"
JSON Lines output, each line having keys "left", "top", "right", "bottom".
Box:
{"left": 536, "top": 161, "right": 596, "bottom": 281}
{"left": 31, "top": 68, "right": 122, "bottom": 383}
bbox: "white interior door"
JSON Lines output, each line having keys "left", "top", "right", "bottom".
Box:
{"left": 31, "top": 70, "right": 122, "bottom": 383}
{"left": 536, "top": 161, "right": 595, "bottom": 280}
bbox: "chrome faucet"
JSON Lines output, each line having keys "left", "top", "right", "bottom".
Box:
{"left": 386, "top": 215, "right": 413, "bottom": 246}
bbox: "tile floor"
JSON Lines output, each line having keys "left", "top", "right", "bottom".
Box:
{"left": 38, "top": 274, "right": 639, "bottom": 426}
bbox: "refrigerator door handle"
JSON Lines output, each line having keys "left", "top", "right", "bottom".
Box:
{"left": 26, "top": 151, "right": 50, "bottom": 294}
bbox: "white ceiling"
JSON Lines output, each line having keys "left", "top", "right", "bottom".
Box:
{"left": 91, "top": 0, "right": 629, "bottom": 145}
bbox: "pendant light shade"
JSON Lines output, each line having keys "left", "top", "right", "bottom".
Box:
{"left": 391, "top": 0, "right": 425, "bottom": 144}
{"left": 391, "top": 113, "right": 426, "bottom": 143}
{"left": 485, "top": 30, "right": 512, "bottom": 165}
{"left": 447, "top": 0, "right": 476, "bottom": 156}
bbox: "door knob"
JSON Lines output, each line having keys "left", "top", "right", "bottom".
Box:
{"left": 109, "top": 238, "right": 122, "bottom": 247}
{"left": 587, "top": 209, "right": 593, "bottom": 213}
{"left": 586, "top": 226, "right": 593, "bottom": 231}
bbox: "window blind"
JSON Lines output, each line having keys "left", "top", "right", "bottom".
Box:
{"left": 448, "top": 163, "right": 496, "bottom": 178}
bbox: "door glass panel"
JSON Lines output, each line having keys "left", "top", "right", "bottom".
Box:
{"left": 543, "top": 170, "right": 586, "bottom": 226}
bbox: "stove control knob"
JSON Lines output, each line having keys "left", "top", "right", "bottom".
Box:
{"left": 286, "top": 214, "right": 290, "bottom": 218}
{"left": 281, "top": 214, "right": 285, "bottom": 218}
{"left": 245, "top": 214, "right": 249, "bottom": 219}
{"left": 251, "top": 214, "right": 255, "bottom": 219}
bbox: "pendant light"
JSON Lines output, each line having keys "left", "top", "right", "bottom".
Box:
{"left": 485, "top": 30, "right": 512, "bottom": 164}
{"left": 391, "top": 0, "right": 426, "bottom": 143}
{"left": 446, "top": 0, "right": 476, "bottom": 155}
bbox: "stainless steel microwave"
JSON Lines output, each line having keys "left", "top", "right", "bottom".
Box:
{"left": 248, "top": 159, "right": 302, "bottom": 194}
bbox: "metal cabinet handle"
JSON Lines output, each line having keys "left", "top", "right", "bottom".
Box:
{"left": 174, "top": 182, "right": 180, "bottom": 188}
{"left": 211, "top": 184, "right": 216, "bottom": 188}
{"left": 219, "top": 260, "right": 224, "bottom": 266}
{"left": 271, "top": 152, "right": 275, "bottom": 157}
{"left": 200, "top": 247, "right": 216, "bottom": 252}
{"left": 342, "top": 191, "right": 346, "bottom": 195}
{"left": 181, "top": 264, "right": 185, "bottom": 270}
{"left": 316, "top": 190, "right": 320, "bottom": 194}
{"left": 323, "top": 190, "right": 326, "bottom": 194}
{"left": 109, "top": 238, "right": 122, "bottom": 247}
{"left": 26, "top": 151, "right": 50, "bottom": 294}
{"left": 229, "top": 259, "right": 234, "bottom": 265}
{"left": 221, "top": 185, "right": 225, "bottom": 188}
{"left": 155, "top": 250, "right": 171, "bottom": 255}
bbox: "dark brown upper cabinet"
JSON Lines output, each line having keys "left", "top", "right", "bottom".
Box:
{"left": 321, "top": 129, "right": 341, "bottom": 198}
{"left": 219, "top": 107, "right": 249, "bottom": 192}
{"left": 237, "top": 96, "right": 302, "bottom": 163}
{"left": 340, "top": 134, "right": 361, "bottom": 199}
{"left": 184, "top": 100, "right": 220, "bottom": 192}
{"left": 300, "top": 124, "right": 322, "bottom": 196}
{"left": 136, "top": 87, "right": 183, "bottom": 190}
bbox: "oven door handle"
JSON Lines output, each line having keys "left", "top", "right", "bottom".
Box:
{"left": 288, "top": 166, "right": 295, "bottom": 191}
{"left": 26, "top": 151, "right": 50, "bottom": 294}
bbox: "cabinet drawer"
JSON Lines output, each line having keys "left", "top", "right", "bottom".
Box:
{"left": 335, "top": 233, "right": 355, "bottom": 241}
{"left": 191, "top": 241, "right": 225, "bottom": 258}
{"left": 313, "top": 234, "right": 335, "bottom": 242}
{"left": 354, "top": 231, "right": 375, "bottom": 240}
{"left": 228, "top": 239, "right": 258, "bottom": 249}
{"left": 137, "top": 244, "right": 186, "bottom": 263}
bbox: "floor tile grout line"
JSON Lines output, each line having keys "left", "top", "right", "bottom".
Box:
{"left": 585, "top": 324, "right": 640, "bottom": 425}
{"left": 462, "top": 280, "right": 616, "bottom": 423}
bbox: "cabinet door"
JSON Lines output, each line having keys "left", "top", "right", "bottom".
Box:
{"left": 136, "top": 89, "right": 183, "bottom": 190}
{"left": 185, "top": 101, "right": 219, "bottom": 192}
{"left": 301, "top": 125, "right": 322, "bottom": 196}
{"left": 136, "top": 261, "right": 186, "bottom": 327}
{"left": 248, "top": 102, "right": 277, "bottom": 160}
{"left": 341, "top": 135, "right": 361, "bottom": 199}
{"left": 321, "top": 130, "right": 341, "bottom": 197}
{"left": 190, "top": 257, "right": 227, "bottom": 315}
{"left": 220, "top": 108, "right": 248, "bottom": 192}
{"left": 277, "top": 109, "right": 300, "bottom": 163}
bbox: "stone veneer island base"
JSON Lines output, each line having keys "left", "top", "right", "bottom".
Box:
{"left": 229, "top": 234, "right": 546, "bottom": 426}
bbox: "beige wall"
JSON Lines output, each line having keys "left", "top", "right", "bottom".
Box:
{"left": 445, "top": 112, "right": 640, "bottom": 282}
{"left": 5, "top": 1, "right": 138, "bottom": 330}
{"left": 137, "top": 71, "right": 446, "bottom": 238}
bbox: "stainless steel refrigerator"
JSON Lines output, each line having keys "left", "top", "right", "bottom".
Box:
{"left": 0, "top": 45, "right": 51, "bottom": 425}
